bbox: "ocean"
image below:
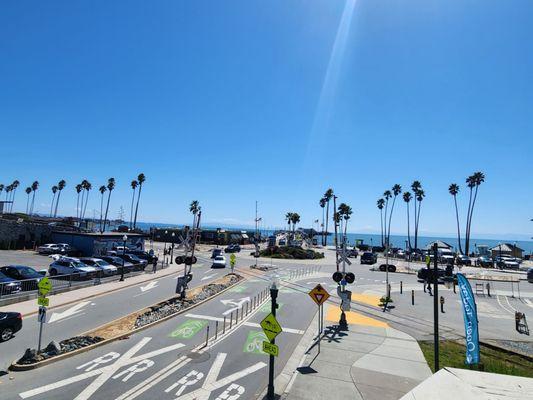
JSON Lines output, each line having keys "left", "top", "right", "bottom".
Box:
{"left": 133, "top": 221, "right": 533, "bottom": 254}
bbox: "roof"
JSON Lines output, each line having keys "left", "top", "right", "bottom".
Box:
{"left": 489, "top": 243, "right": 524, "bottom": 252}
{"left": 52, "top": 231, "right": 145, "bottom": 238}
{"left": 425, "top": 240, "right": 453, "bottom": 250}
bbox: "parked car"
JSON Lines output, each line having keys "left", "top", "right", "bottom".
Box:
{"left": 212, "top": 255, "right": 226, "bottom": 268}
{"left": 496, "top": 257, "right": 520, "bottom": 270}
{"left": 211, "top": 248, "right": 224, "bottom": 259}
{"left": 0, "top": 265, "right": 45, "bottom": 291}
{"left": 417, "top": 267, "right": 445, "bottom": 282}
{"left": 378, "top": 264, "right": 396, "bottom": 272}
{"left": 456, "top": 254, "right": 472, "bottom": 266}
{"left": 0, "top": 312, "right": 22, "bottom": 342}
{"left": 347, "top": 249, "right": 358, "bottom": 258}
{"left": 78, "top": 258, "right": 118, "bottom": 276}
{"left": 477, "top": 256, "right": 493, "bottom": 268}
{"left": 115, "top": 254, "right": 148, "bottom": 271}
{"left": 224, "top": 244, "right": 241, "bottom": 253}
{"left": 528, "top": 268, "right": 533, "bottom": 284}
{"left": 0, "top": 272, "right": 22, "bottom": 295}
{"left": 48, "top": 258, "right": 98, "bottom": 278}
{"left": 100, "top": 256, "right": 135, "bottom": 273}
{"left": 360, "top": 252, "right": 377, "bottom": 265}
{"left": 127, "top": 250, "right": 156, "bottom": 263}
{"left": 37, "top": 243, "right": 66, "bottom": 255}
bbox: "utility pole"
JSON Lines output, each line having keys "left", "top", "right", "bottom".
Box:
{"left": 433, "top": 242, "right": 440, "bottom": 371}
{"left": 267, "top": 281, "right": 279, "bottom": 400}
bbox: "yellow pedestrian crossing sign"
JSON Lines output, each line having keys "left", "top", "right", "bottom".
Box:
{"left": 263, "top": 341, "right": 279, "bottom": 357}
{"left": 38, "top": 277, "right": 52, "bottom": 296}
{"left": 260, "top": 313, "right": 282, "bottom": 342}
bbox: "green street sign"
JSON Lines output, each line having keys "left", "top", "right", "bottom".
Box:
{"left": 262, "top": 341, "right": 279, "bottom": 357}
{"left": 37, "top": 296, "right": 49, "bottom": 307}
{"left": 260, "top": 313, "right": 282, "bottom": 342}
{"left": 38, "top": 277, "right": 52, "bottom": 296}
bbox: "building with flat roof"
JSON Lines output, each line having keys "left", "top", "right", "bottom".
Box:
{"left": 51, "top": 231, "right": 146, "bottom": 256}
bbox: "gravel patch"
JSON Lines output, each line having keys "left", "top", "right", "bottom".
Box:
{"left": 493, "top": 340, "right": 533, "bottom": 357}
{"left": 17, "top": 336, "right": 104, "bottom": 365}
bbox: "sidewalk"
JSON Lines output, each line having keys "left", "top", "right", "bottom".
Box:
{"left": 281, "top": 305, "right": 432, "bottom": 400}
{"left": 0, "top": 264, "right": 182, "bottom": 316}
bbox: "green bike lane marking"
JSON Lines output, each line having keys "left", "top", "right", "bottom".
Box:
{"left": 169, "top": 319, "right": 208, "bottom": 339}
{"left": 243, "top": 330, "right": 268, "bottom": 355}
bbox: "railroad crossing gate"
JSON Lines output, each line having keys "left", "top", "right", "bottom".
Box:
{"left": 308, "top": 284, "right": 330, "bottom": 306}
{"left": 260, "top": 313, "right": 282, "bottom": 342}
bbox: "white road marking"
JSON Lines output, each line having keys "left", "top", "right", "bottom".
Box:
{"left": 185, "top": 313, "right": 305, "bottom": 335}
{"left": 496, "top": 295, "right": 515, "bottom": 315}
{"left": 49, "top": 301, "right": 91, "bottom": 323}
{"left": 165, "top": 370, "right": 204, "bottom": 396}
{"left": 221, "top": 297, "right": 251, "bottom": 316}
{"left": 140, "top": 281, "right": 158, "bottom": 292}
{"left": 504, "top": 296, "right": 519, "bottom": 313}
{"left": 524, "top": 299, "right": 533, "bottom": 309}
{"left": 19, "top": 339, "right": 185, "bottom": 400}
{"left": 201, "top": 274, "right": 217, "bottom": 281}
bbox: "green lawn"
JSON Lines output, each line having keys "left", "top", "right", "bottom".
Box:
{"left": 419, "top": 340, "right": 533, "bottom": 378}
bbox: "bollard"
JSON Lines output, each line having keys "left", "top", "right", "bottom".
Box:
{"left": 387, "top": 284, "right": 391, "bottom": 298}
{"left": 453, "top": 281, "right": 456, "bottom": 294}
{"left": 400, "top": 281, "right": 403, "bottom": 294}
{"left": 486, "top": 283, "right": 491, "bottom": 297}
{"left": 215, "top": 321, "right": 219, "bottom": 340}
{"left": 411, "top": 290, "right": 415, "bottom": 305}
{"left": 223, "top": 316, "right": 226, "bottom": 334}
{"left": 205, "top": 325, "right": 210, "bottom": 347}
{"left": 440, "top": 296, "right": 445, "bottom": 313}
{"left": 230, "top": 312, "right": 233, "bottom": 329}
{"left": 236, "top": 308, "right": 239, "bottom": 323}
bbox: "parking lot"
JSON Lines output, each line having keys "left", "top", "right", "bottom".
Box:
{"left": 0, "top": 250, "right": 53, "bottom": 272}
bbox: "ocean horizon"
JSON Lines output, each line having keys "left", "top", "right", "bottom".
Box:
{"left": 133, "top": 221, "right": 533, "bottom": 254}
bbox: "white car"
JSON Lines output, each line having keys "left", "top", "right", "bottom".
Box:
{"left": 212, "top": 255, "right": 226, "bottom": 268}
{"left": 38, "top": 244, "right": 66, "bottom": 255}
{"left": 49, "top": 257, "right": 98, "bottom": 278}
{"left": 78, "top": 258, "right": 118, "bottom": 276}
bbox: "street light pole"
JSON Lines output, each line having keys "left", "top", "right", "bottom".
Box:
{"left": 164, "top": 230, "right": 168, "bottom": 267}
{"left": 267, "top": 279, "right": 279, "bottom": 400}
{"left": 170, "top": 232, "right": 175, "bottom": 264}
{"left": 120, "top": 234, "right": 127, "bottom": 281}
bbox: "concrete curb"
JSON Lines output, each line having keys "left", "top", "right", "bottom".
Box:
{"left": 13, "top": 266, "right": 181, "bottom": 317}
{"left": 9, "top": 274, "right": 246, "bottom": 371}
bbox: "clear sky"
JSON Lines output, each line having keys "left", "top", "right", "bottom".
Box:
{"left": 1, "top": 0, "right": 532, "bottom": 239}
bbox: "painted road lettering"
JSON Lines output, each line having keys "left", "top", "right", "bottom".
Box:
{"left": 77, "top": 352, "right": 120, "bottom": 372}
{"left": 165, "top": 370, "right": 204, "bottom": 396}
{"left": 112, "top": 359, "right": 155, "bottom": 382}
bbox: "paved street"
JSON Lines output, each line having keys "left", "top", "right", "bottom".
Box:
{"left": 0, "top": 246, "right": 532, "bottom": 399}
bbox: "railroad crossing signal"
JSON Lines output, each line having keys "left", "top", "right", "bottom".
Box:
{"left": 262, "top": 341, "right": 279, "bottom": 357}
{"left": 337, "top": 248, "right": 352, "bottom": 265}
{"left": 260, "top": 313, "right": 282, "bottom": 342}
{"left": 308, "top": 284, "right": 330, "bottom": 306}
{"left": 38, "top": 277, "right": 52, "bottom": 296}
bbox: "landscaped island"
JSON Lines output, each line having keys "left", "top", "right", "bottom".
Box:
{"left": 259, "top": 246, "right": 324, "bottom": 260}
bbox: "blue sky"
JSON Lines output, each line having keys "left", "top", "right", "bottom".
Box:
{"left": 1, "top": 0, "right": 531, "bottom": 239}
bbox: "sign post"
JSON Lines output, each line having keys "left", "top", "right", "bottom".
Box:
{"left": 37, "top": 277, "right": 52, "bottom": 352}
{"left": 262, "top": 283, "right": 281, "bottom": 400}
{"left": 308, "top": 284, "right": 330, "bottom": 352}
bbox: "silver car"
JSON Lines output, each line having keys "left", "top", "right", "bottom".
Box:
{"left": 78, "top": 258, "right": 118, "bottom": 276}
{"left": 48, "top": 257, "right": 98, "bottom": 278}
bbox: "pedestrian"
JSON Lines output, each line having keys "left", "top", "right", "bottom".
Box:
{"left": 152, "top": 256, "right": 158, "bottom": 274}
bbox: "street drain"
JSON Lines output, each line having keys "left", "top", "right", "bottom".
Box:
{"left": 186, "top": 351, "right": 211, "bottom": 364}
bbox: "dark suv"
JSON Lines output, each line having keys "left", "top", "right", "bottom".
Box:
{"left": 224, "top": 244, "right": 241, "bottom": 253}
{"left": 0, "top": 312, "right": 22, "bottom": 342}
{"left": 360, "top": 252, "right": 377, "bottom": 265}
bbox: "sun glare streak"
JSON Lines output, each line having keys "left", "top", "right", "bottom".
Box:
{"left": 302, "top": 0, "right": 357, "bottom": 174}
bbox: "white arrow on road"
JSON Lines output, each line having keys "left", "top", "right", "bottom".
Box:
{"left": 48, "top": 301, "right": 91, "bottom": 323}
{"left": 221, "top": 297, "right": 250, "bottom": 316}
{"left": 140, "top": 281, "right": 159, "bottom": 292}
{"left": 201, "top": 274, "right": 217, "bottom": 281}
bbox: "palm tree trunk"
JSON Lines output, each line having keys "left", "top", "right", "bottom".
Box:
{"left": 133, "top": 185, "right": 142, "bottom": 229}
{"left": 103, "top": 191, "right": 112, "bottom": 233}
{"left": 321, "top": 207, "right": 325, "bottom": 246}
{"left": 30, "top": 191, "right": 36, "bottom": 215}
{"left": 50, "top": 193, "right": 56, "bottom": 217}
{"left": 26, "top": 194, "right": 30, "bottom": 214}
{"left": 10, "top": 189, "right": 16, "bottom": 212}
{"left": 129, "top": 188, "right": 136, "bottom": 229}
{"left": 465, "top": 186, "right": 479, "bottom": 256}
{"left": 54, "top": 191, "right": 61, "bottom": 217}
{"left": 82, "top": 190, "right": 90, "bottom": 221}
{"left": 453, "top": 195, "right": 463, "bottom": 254}
{"left": 380, "top": 209, "right": 384, "bottom": 247}
{"left": 387, "top": 196, "right": 397, "bottom": 244}
{"left": 415, "top": 199, "right": 422, "bottom": 250}
{"left": 413, "top": 199, "right": 418, "bottom": 250}
{"left": 76, "top": 192, "right": 80, "bottom": 221}
{"left": 465, "top": 187, "right": 474, "bottom": 256}
{"left": 99, "top": 193, "right": 104, "bottom": 233}
{"left": 325, "top": 201, "right": 330, "bottom": 246}
{"left": 383, "top": 200, "right": 389, "bottom": 247}
{"left": 406, "top": 204, "right": 411, "bottom": 249}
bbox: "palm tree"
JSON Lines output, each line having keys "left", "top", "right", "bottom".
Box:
{"left": 102, "top": 178, "right": 115, "bottom": 233}
{"left": 386, "top": 184, "right": 402, "bottom": 245}
{"left": 4, "top": 185, "right": 12, "bottom": 213}
{"left": 129, "top": 180, "right": 138, "bottom": 229}
{"left": 30, "top": 181, "right": 39, "bottom": 215}
{"left": 98, "top": 185, "right": 107, "bottom": 232}
{"left": 75, "top": 183, "right": 83, "bottom": 221}
{"left": 0, "top": 184, "right": 4, "bottom": 214}
{"left": 25, "top": 187, "right": 32, "bottom": 214}
{"left": 338, "top": 203, "right": 352, "bottom": 237}
{"left": 448, "top": 183, "right": 463, "bottom": 254}
{"left": 377, "top": 198, "right": 385, "bottom": 246}
{"left": 79, "top": 180, "right": 89, "bottom": 222}
{"left": 133, "top": 173, "right": 145, "bottom": 229}
{"left": 411, "top": 181, "right": 422, "bottom": 250}
{"left": 285, "top": 212, "right": 293, "bottom": 231}
{"left": 323, "top": 189, "right": 334, "bottom": 246}
{"left": 382, "top": 190, "right": 392, "bottom": 247}
{"left": 54, "top": 180, "right": 66, "bottom": 217}
{"left": 465, "top": 172, "right": 485, "bottom": 255}
{"left": 81, "top": 181, "right": 92, "bottom": 221}
{"left": 10, "top": 180, "right": 20, "bottom": 212}
{"left": 50, "top": 185, "right": 58, "bottom": 217}
{"left": 414, "top": 189, "right": 425, "bottom": 250}
{"left": 403, "top": 192, "right": 412, "bottom": 250}
{"left": 319, "top": 198, "right": 326, "bottom": 246}
{"left": 290, "top": 212, "right": 301, "bottom": 235}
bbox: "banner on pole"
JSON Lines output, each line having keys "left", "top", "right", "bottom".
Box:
{"left": 457, "top": 273, "right": 480, "bottom": 365}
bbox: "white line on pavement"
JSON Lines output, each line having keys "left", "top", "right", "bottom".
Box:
{"left": 185, "top": 313, "right": 305, "bottom": 334}
{"left": 496, "top": 295, "right": 515, "bottom": 315}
